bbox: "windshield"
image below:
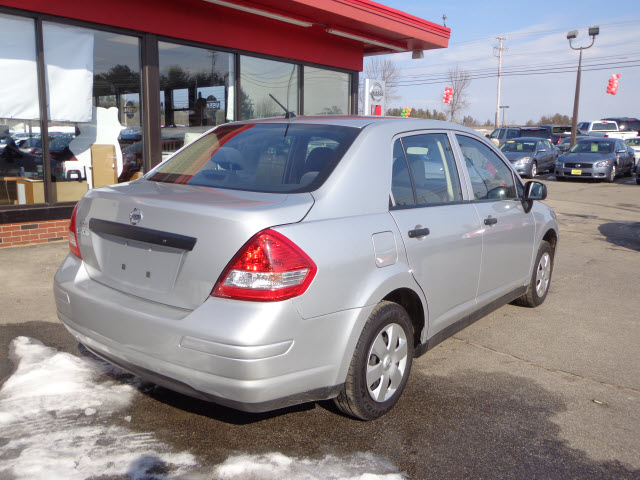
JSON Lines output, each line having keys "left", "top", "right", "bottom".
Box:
{"left": 591, "top": 122, "right": 615, "bottom": 131}
{"left": 519, "top": 129, "right": 549, "bottom": 139}
{"left": 148, "top": 123, "right": 360, "bottom": 193}
{"left": 559, "top": 137, "right": 571, "bottom": 145}
{"left": 500, "top": 140, "right": 536, "bottom": 153}
{"left": 570, "top": 141, "right": 614, "bottom": 154}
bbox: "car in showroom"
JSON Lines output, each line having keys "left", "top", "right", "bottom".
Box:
{"left": 499, "top": 137, "right": 556, "bottom": 178}
{"left": 54, "top": 117, "right": 558, "bottom": 420}
{"left": 555, "top": 137, "right": 635, "bottom": 182}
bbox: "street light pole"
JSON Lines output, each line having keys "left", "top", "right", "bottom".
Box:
{"left": 568, "top": 26, "right": 599, "bottom": 147}
{"left": 500, "top": 105, "right": 509, "bottom": 127}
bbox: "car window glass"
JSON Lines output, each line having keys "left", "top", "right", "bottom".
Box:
{"left": 456, "top": 135, "right": 517, "bottom": 201}
{"left": 498, "top": 129, "right": 506, "bottom": 139}
{"left": 390, "top": 139, "right": 414, "bottom": 207}
{"left": 507, "top": 129, "right": 519, "bottom": 139}
{"left": 401, "top": 133, "right": 463, "bottom": 205}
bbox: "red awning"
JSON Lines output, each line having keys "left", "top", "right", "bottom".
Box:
{"left": 203, "top": 0, "right": 450, "bottom": 55}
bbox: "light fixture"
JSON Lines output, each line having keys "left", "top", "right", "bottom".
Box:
{"left": 412, "top": 49, "right": 424, "bottom": 59}
{"left": 326, "top": 28, "right": 405, "bottom": 52}
{"left": 588, "top": 26, "right": 599, "bottom": 37}
{"left": 205, "top": 0, "right": 313, "bottom": 27}
{"left": 567, "top": 30, "right": 578, "bottom": 40}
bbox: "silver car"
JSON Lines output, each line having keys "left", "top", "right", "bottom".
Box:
{"left": 54, "top": 117, "right": 558, "bottom": 420}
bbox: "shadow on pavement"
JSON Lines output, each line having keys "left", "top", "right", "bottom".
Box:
{"left": 598, "top": 221, "right": 640, "bottom": 251}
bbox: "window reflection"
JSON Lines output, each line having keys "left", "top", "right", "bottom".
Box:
{"left": 303, "top": 67, "right": 350, "bottom": 115}
{"left": 42, "top": 24, "right": 143, "bottom": 201}
{"left": 159, "top": 42, "right": 235, "bottom": 160}
{"left": 240, "top": 56, "right": 298, "bottom": 120}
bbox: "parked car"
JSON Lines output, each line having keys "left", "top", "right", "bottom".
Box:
{"left": 486, "top": 127, "right": 521, "bottom": 146}
{"left": 555, "top": 137, "right": 635, "bottom": 182}
{"left": 636, "top": 161, "right": 640, "bottom": 185}
{"left": 601, "top": 117, "right": 640, "bottom": 134}
{"left": 538, "top": 124, "right": 573, "bottom": 144}
{"left": 557, "top": 137, "right": 573, "bottom": 153}
{"left": 576, "top": 120, "right": 638, "bottom": 140}
{"left": 499, "top": 137, "right": 556, "bottom": 178}
{"left": 54, "top": 117, "right": 558, "bottom": 420}
{"left": 625, "top": 137, "right": 640, "bottom": 166}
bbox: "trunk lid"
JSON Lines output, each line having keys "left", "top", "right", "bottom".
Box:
{"left": 76, "top": 180, "right": 314, "bottom": 310}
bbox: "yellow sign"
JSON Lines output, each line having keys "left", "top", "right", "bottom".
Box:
{"left": 571, "top": 169, "right": 582, "bottom": 175}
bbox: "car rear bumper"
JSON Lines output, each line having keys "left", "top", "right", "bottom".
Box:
{"left": 54, "top": 254, "right": 364, "bottom": 411}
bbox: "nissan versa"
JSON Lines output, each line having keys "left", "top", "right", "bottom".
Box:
{"left": 54, "top": 117, "right": 558, "bottom": 420}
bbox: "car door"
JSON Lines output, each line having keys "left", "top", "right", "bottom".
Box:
{"left": 389, "top": 133, "right": 483, "bottom": 337}
{"left": 454, "top": 134, "right": 536, "bottom": 305}
{"left": 538, "top": 140, "right": 554, "bottom": 170}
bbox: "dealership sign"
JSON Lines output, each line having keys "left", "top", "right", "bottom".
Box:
{"left": 364, "top": 78, "right": 386, "bottom": 116}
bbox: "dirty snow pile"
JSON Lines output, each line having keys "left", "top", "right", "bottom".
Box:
{"left": 0, "top": 337, "right": 197, "bottom": 479}
{"left": 0, "top": 337, "right": 405, "bottom": 480}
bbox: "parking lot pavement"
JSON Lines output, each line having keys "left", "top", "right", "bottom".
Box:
{"left": 1, "top": 178, "right": 639, "bottom": 479}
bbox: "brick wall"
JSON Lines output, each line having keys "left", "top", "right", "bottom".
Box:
{"left": 0, "top": 219, "right": 69, "bottom": 248}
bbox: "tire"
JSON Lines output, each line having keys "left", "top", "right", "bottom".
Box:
{"left": 527, "top": 161, "right": 537, "bottom": 179}
{"left": 607, "top": 164, "right": 616, "bottom": 183}
{"left": 556, "top": 176, "right": 566, "bottom": 182}
{"left": 334, "top": 301, "right": 414, "bottom": 420}
{"left": 514, "top": 241, "right": 553, "bottom": 308}
{"left": 636, "top": 176, "right": 640, "bottom": 185}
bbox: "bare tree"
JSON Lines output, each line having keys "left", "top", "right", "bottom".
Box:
{"left": 360, "top": 57, "right": 401, "bottom": 114}
{"left": 445, "top": 65, "right": 471, "bottom": 122}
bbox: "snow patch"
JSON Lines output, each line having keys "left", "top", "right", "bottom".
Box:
{"left": 0, "top": 337, "right": 405, "bottom": 480}
{"left": 215, "top": 452, "right": 405, "bottom": 480}
{"left": 0, "top": 337, "right": 197, "bottom": 479}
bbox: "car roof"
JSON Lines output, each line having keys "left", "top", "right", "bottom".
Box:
{"left": 228, "top": 115, "right": 468, "bottom": 131}
{"left": 576, "top": 136, "right": 616, "bottom": 142}
{"left": 503, "top": 137, "right": 546, "bottom": 142}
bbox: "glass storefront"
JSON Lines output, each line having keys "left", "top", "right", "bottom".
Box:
{"left": 43, "top": 23, "right": 143, "bottom": 202}
{"left": 0, "top": 13, "right": 42, "bottom": 206}
{"left": 240, "top": 56, "right": 298, "bottom": 119}
{"left": 0, "top": 9, "right": 354, "bottom": 211}
{"left": 158, "top": 41, "right": 234, "bottom": 159}
{"left": 304, "top": 67, "right": 350, "bottom": 115}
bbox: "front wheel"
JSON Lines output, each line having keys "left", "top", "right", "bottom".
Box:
{"left": 528, "top": 161, "right": 538, "bottom": 179}
{"left": 514, "top": 241, "right": 554, "bottom": 308}
{"left": 334, "top": 301, "right": 414, "bottom": 420}
{"left": 607, "top": 164, "right": 617, "bottom": 183}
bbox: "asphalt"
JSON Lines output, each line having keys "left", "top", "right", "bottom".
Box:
{"left": 1, "top": 174, "right": 639, "bottom": 479}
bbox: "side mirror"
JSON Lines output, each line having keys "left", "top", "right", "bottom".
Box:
{"left": 617, "top": 149, "right": 627, "bottom": 154}
{"left": 485, "top": 134, "right": 490, "bottom": 138}
{"left": 523, "top": 180, "right": 547, "bottom": 201}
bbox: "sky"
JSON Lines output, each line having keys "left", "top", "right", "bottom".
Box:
{"left": 366, "top": 1, "right": 640, "bottom": 125}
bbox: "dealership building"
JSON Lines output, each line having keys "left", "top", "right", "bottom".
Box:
{"left": 0, "top": 0, "right": 449, "bottom": 247}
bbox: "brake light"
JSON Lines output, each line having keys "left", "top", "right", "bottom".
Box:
{"left": 69, "top": 203, "right": 82, "bottom": 259}
{"left": 604, "top": 134, "right": 609, "bottom": 138}
{"left": 212, "top": 229, "right": 316, "bottom": 302}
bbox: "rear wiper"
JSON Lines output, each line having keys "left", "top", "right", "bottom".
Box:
{"left": 269, "top": 94, "right": 296, "bottom": 119}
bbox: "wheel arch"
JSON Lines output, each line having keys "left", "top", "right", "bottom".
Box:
{"left": 382, "top": 288, "right": 426, "bottom": 355}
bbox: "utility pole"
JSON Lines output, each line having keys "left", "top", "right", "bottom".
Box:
{"left": 493, "top": 36, "right": 507, "bottom": 128}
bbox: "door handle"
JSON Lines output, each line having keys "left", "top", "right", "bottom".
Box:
{"left": 484, "top": 217, "right": 498, "bottom": 226}
{"left": 408, "top": 227, "right": 430, "bottom": 238}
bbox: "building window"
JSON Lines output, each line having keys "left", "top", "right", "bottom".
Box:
{"left": 42, "top": 22, "right": 143, "bottom": 201}
{"left": 158, "top": 41, "right": 235, "bottom": 160}
{"left": 303, "top": 67, "right": 350, "bottom": 115}
{"left": 0, "top": 13, "right": 42, "bottom": 205}
{"left": 240, "top": 56, "right": 298, "bottom": 120}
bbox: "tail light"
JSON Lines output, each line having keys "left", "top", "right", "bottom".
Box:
{"left": 69, "top": 203, "right": 82, "bottom": 259}
{"left": 604, "top": 134, "right": 609, "bottom": 138}
{"left": 212, "top": 229, "right": 316, "bottom": 302}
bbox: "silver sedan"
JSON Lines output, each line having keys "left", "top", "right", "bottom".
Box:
{"left": 54, "top": 117, "right": 558, "bottom": 420}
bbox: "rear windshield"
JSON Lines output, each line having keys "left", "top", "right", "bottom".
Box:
{"left": 591, "top": 122, "right": 616, "bottom": 131}
{"left": 552, "top": 126, "right": 572, "bottom": 134}
{"left": 519, "top": 128, "right": 549, "bottom": 139}
{"left": 500, "top": 140, "right": 536, "bottom": 153}
{"left": 148, "top": 123, "right": 360, "bottom": 193}
{"left": 570, "top": 141, "right": 614, "bottom": 153}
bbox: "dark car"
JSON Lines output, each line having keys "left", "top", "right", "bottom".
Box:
{"left": 601, "top": 117, "right": 640, "bottom": 134}
{"left": 538, "top": 125, "right": 573, "bottom": 144}
{"left": 557, "top": 137, "right": 572, "bottom": 153}
{"left": 555, "top": 137, "right": 635, "bottom": 182}
{"left": 500, "top": 137, "right": 556, "bottom": 178}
